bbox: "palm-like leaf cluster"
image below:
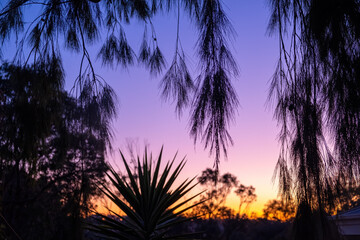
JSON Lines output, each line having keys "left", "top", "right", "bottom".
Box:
{"left": 90, "top": 149, "right": 203, "bottom": 240}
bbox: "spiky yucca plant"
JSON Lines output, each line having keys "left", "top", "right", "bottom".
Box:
{"left": 89, "top": 148, "right": 203, "bottom": 240}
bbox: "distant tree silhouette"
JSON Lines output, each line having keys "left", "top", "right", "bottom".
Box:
{"left": 190, "top": 168, "right": 238, "bottom": 219}
{"left": 0, "top": 0, "right": 238, "bottom": 168}
{"left": 268, "top": 0, "right": 360, "bottom": 239}
{"left": 262, "top": 199, "right": 296, "bottom": 222}
{"left": 0, "top": 64, "right": 115, "bottom": 239}
{"left": 235, "top": 184, "right": 257, "bottom": 217}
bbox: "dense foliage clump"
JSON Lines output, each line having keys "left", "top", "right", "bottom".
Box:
{"left": 0, "top": 63, "right": 116, "bottom": 239}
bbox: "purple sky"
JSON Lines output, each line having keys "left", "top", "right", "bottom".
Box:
{"left": 4, "top": 0, "right": 282, "bottom": 214}
{"left": 88, "top": 0, "right": 281, "bottom": 213}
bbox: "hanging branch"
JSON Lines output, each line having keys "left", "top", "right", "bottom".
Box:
{"left": 190, "top": 0, "right": 239, "bottom": 169}
{"left": 160, "top": 0, "right": 194, "bottom": 116}
{"left": 0, "top": 0, "right": 239, "bottom": 168}
{"left": 267, "top": 0, "right": 360, "bottom": 238}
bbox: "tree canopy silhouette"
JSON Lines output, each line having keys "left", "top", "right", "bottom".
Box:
{"left": 268, "top": 0, "right": 360, "bottom": 239}
{"left": 0, "top": 63, "right": 116, "bottom": 239}
{"left": 262, "top": 199, "right": 295, "bottom": 222}
{"left": 189, "top": 168, "right": 238, "bottom": 219}
{"left": 235, "top": 184, "right": 257, "bottom": 217}
{"left": 0, "top": 0, "right": 238, "bottom": 168}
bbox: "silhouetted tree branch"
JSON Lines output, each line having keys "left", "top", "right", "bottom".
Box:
{"left": 0, "top": 0, "right": 238, "bottom": 167}
{"left": 268, "top": 0, "right": 360, "bottom": 239}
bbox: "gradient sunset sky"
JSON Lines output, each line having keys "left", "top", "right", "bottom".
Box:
{"left": 4, "top": 0, "right": 281, "bottom": 215}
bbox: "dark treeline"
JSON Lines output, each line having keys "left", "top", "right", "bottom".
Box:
{"left": 86, "top": 216, "right": 291, "bottom": 240}
{"left": 167, "top": 218, "right": 290, "bottom": 240}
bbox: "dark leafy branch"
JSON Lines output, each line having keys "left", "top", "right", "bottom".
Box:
{"left": 190, "top": 0, "right": 239, "bottom": 169}
{"left": 268, "top": 0, "right": 360, "bottom": 239}
{"left": 0, "top": 0, "right": 238, "bottom": 167}
{"left": 160, "top": 0, "right": 194, "bottom": 116}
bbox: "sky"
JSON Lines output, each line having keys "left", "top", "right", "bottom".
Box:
{"left": 4, "top": 0, "right": 282, "bottom": 215}
{"left": 86, "top": 0, "right": 281, "bottom": 215}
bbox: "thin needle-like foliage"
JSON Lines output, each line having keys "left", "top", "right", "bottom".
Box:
{"left": 160, "top": 0, "right": 194, "bottom": 116}
{"left": 0, "top": 0, "right": 239, "bottom": 167}
{"left": 268, "top": 0, "right": 360, "bottom": 239}
{"left": 190, "top": 0, "right": 239, "bottom": 169}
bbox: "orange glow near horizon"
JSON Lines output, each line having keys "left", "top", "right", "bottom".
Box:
{"left": 93, "top": 193, "right": 272, "bottom": 219}
{"left": 93, "top": 148, "right": 280, "bottom": 219}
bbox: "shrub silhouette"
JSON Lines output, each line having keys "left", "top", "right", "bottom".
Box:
{"left": 89, "top": 148, "right": 203, "bottom": 240}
